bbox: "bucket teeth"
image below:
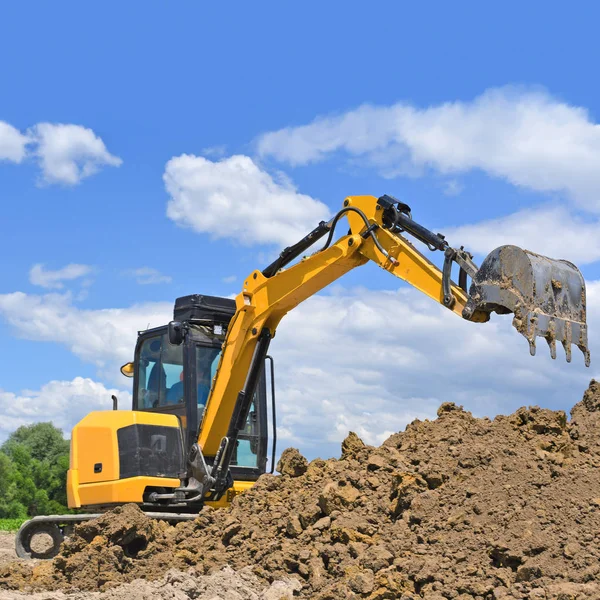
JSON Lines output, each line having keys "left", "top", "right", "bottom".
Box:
{"left": 563, "top": 321, "right": 573, "bottom": 363}
{"left": 545, "top": 320, "right": 557, "bottom": 360}
{"left": 562, "top": 341, "right": 572, "bottom": 363}
{"left": 464, "top": 245, "right": 590, "bottom": 367}
{"left": 529, "top": 339, "right": 536, "bottom": 357}
{"left": 513, "top": 308, "right": 590, "bottom": 365}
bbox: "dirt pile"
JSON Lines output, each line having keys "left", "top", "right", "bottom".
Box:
{"left": 4, "top": 381, "right": 600, "bottom": 599}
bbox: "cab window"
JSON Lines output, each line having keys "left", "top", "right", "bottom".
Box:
{"left": 233, "top": 401, "right": 260, "bottom": 468}
{"left": 195, "top": 345, "right": 260, "bottom": 469}
{"left": 196, "top": 346, "right": 222, "bottom": 410}
{"left": 137, "top": 334, "right": 184, "bottom": 408}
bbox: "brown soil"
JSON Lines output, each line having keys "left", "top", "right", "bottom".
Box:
{"left": 4, "top": 382, "right": 600, "bottom": 599}
{"left": 0, "top": 567, "right": 300, "bottom": 599}
{"left": 0, "top": 535, "right": 16, "bottom": 569}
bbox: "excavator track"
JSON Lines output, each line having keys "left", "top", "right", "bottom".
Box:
{"left": 15, "top": 512, "right": 198, "bottom": 560}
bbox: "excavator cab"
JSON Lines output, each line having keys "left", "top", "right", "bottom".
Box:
{"left": 131, "top": 295, "right": 269, "bottom": 476}
{"left": 66, "top": 294, "right": 269, "bottom": 514}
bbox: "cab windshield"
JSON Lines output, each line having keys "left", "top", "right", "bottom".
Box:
{"left": 137, "top": 334, "right": 184, "bottom": 409}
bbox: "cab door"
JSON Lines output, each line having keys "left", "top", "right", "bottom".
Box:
{"left": 194, "top": 342, "right": 268, "bottom": 480}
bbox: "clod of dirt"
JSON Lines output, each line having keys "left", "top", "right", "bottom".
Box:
{"left": 341, "top": 432, "right": 368, "bottom": 459}
{"left": 276, "top": 447, "right": 308, "bottom": 477}
{"left": 64, "top": 504, "right": 156, "bottom": 557}
{"left": 4, "top": 381, "right": 600, "bottom": 599}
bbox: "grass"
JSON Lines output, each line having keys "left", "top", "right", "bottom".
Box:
{"left": 0, "top": 518, "right": 26, "bottom": 532}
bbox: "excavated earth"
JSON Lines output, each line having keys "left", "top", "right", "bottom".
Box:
{"left": 4, "top": 382, "right": 600, "bottom": 599}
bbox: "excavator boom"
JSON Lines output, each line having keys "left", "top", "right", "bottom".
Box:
{"left": 196, "top": 194, "right": 590, "bottom": 498}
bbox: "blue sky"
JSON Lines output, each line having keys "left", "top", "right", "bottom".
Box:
{"left": 1, "top": 2, "right": 600, "bottom": 459}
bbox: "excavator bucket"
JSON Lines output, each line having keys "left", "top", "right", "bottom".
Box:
{"left": 463, "top": 245, "right": 590, "bottom": 366}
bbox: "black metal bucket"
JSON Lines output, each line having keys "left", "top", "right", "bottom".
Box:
{"left": 463, "top": 245, "right": 590, "bottom": 366}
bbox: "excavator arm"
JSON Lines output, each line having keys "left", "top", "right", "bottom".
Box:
{"left": 191, "top": 195, "right": 589, "bottom": 499}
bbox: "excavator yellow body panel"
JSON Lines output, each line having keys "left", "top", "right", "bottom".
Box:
{"left": 67, "top": 410, "right": 254, "bottom": 509}
{"left": 67, "top": 410, "right": 183, "bottom": 508}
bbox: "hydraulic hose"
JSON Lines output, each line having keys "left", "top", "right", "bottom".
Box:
{"left": 320, "top": 206, "right": 397, "bottom": 264}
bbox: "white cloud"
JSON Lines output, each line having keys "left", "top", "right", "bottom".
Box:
{"left": 0, "top": 281, "right": 596, "bottom": 458}
{"left": 443, "top": 179, "right": 464, "bottom": 196}
{"left": 444, "top": 205, "right": 600, "bottom": 265}
{"left": 0, "top": 292, "right": 171, "bottom": 377}
{"left": 258, "top": 87, "right": 600, "bottom": 212}
{"left": 126, "top": 267, "right": 172, "bottom": 285}
{"left": 29, "top": 123, "right": 122, "bottom": 185}
{"left": 29, "top": 263, "right": 92, "bottom": 289}
{"left": 0, "top": 120, "right": 120, "bottom": 184}
{"left": 0, "top": 377, "right": 131, "bottom": 442}
{"left": 201, "top": 144, "right": 227, "bottom": 158}
{"left": 164, "top": 154, "right": 331, "bottom": 246}
{"left": 0, "top": 121, "right": 30, "bottom": 163}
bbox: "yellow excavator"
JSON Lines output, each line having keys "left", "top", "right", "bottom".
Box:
{"left": 16, "top": 194, "right": 590, "bottom": 558}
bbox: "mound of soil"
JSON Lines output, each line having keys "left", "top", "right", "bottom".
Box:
{"left": 4, "top": 381, "right": 600, "bottom": 599}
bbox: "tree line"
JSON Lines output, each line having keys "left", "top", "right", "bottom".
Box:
{"left": 0, "top": 423, "right": 69, "bottom": 518}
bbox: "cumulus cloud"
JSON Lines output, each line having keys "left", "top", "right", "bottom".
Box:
{"left": 0, "top": 292, "right": 171, "bottom": 376}
{"left": 0, "top": 120, "right": 120, "bottom": 184}
{"left": 29, "top": 123, "right": 122, "bottom": 185}
{"left": 29, "top": 263, "right": 92, "bottom": 289}
{"left": 0, "top": 282, "right": 596, "bottom": 458}
{"left": 258, "top": 87, "right": 600, "bottom": 213}
{"left": 0, "top": 121, "right": 30, "bottom": 163}
{"left": 444, "top": 205, "right": 600, "bottom": 265}
{"left": 0, "top": 377, "right": 131, "bottom": 442}
{"left": 164, "top": 154, "right": 331, "bottom": 247}
{"left": 125, "top": 267, "right": 172, "bottom": 285}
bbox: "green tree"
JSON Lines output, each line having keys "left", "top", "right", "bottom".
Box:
{"left": 0, "top": 422, "right": 70, "bottom": 518}
{"left": 0, "top": 452, "right": 13, "bottom": 498}
{"left": 8, "top": 422, "right": 69, "bottom": 463}
{"left": 0, "top": 452, "right": 25, "bottom": 519}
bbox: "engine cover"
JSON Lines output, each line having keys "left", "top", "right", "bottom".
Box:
{"left": 67, "top": 411, "right": 184, "bottom": 508}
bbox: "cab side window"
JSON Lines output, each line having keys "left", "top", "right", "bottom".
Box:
{"left": 196, "top": 346, "right": 222, "bottom": 411}
{"left": 196, "top": 343, "right": 262, "bottom": 470}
